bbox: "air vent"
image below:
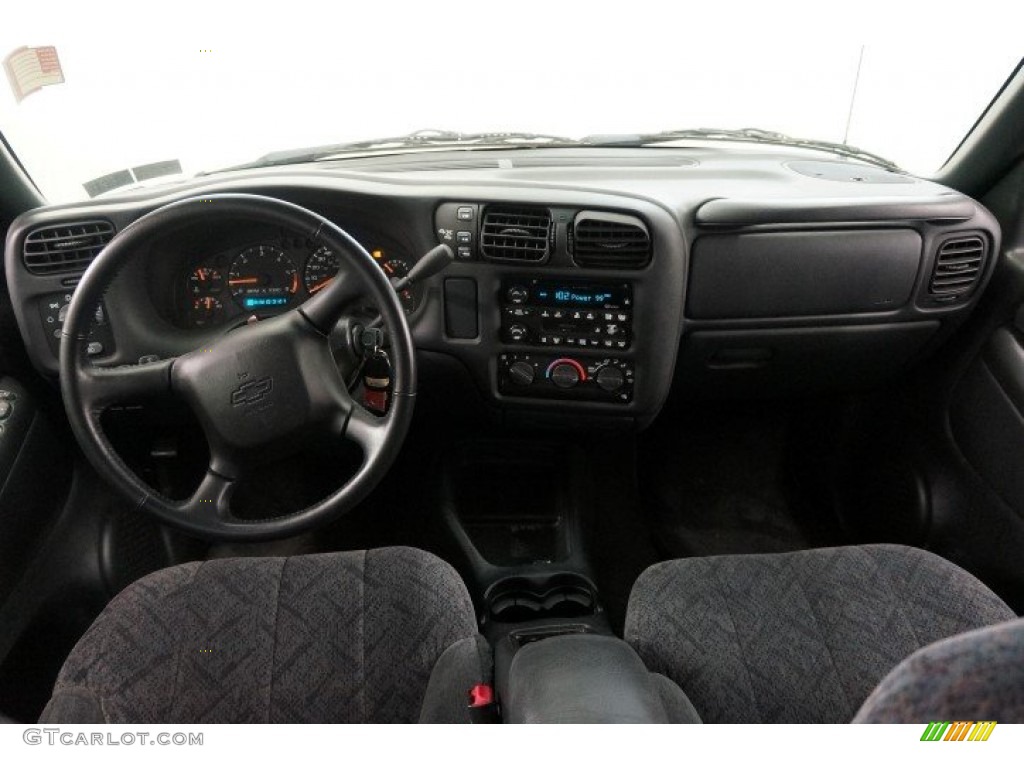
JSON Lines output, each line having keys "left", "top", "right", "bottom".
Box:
{"left": 23, "top": 220, "right": 115, "bottom": 275}
{"left": 929, "top": 235, "right": 986, "bottom": 297}
{"left": 572, "top": 212, "right": 651, "bottom": 268}
{"left": 481, "top": 207, "right": 552, "bottom": 261}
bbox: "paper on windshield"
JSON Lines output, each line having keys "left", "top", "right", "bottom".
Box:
{"left": 4, "top": 45, "right": 65, "bottom": 103}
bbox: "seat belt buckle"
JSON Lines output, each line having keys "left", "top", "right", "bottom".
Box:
{"left": 468, "top": 684, "right": 499, "bottom": 724}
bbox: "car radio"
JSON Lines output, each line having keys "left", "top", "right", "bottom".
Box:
{"left": 500, "top": 279, "right": 632, "bottom": 350}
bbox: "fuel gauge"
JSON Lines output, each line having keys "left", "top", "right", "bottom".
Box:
{"left": 191, "top": 295, "right": 223, "bottom": 326}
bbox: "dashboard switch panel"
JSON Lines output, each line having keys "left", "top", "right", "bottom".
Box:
{"left": 499, "top": 353, "right": 634, "bottom": 403}
{"left": 436, "top": 203, "right": 480, "bottom": 260}
{"left": 38, "top": 291, "right": 114, "bottom": 358}
{"left": 500, "top": 278, "right": 632, "bottom": 349}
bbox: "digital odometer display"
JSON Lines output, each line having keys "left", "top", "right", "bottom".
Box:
{"left": 243, "top": 296, "right": 289, "bottom": 309}
{"left": 530, "top": 281, "right": 630, "bottom": 309}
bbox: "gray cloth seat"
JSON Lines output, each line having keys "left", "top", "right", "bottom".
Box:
{"left": 625, "top": 544, "right": 1017, "bottom": 723}
{"left": 40, "top": 547, "right": 488, "bottom": 724}
{"left": 854, "top": 617, "right": 1024, "bottom": 723}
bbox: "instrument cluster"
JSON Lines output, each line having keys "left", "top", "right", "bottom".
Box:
{"left": 179, "top": 234, "right": 419, "bottom": 328}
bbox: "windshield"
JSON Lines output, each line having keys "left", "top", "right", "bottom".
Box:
{"left": 2, "top": 2, "right": 1019, "bottom": 203}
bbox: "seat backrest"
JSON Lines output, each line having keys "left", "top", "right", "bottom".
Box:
{"left": 854, "top": 617, "right": 1024, "bottom": 723}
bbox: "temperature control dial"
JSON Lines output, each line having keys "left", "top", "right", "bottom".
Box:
{"left": 546, "top": 358, "right": 587, "bottom": 388}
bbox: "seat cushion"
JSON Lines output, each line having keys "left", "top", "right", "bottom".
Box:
{"left": 625, "top": 544, "right": 1015, "bottom": 723}
{"left": 40, "top": 547, "right": 485, "bottom": 724}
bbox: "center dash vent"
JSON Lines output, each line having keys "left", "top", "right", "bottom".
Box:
{"left": 23, "top": 220, "right": 115, "bottom": 275}
{"left": 929, "top": 235, "right": 987, "bottom": 297}
{"left": 572, "top": 212, "right": 651, "bottom": 269}
{"left": 481, "top": 207, "right": 552, "bottom": 261}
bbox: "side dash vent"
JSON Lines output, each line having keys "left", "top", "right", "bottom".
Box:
{"left": 23, "top": 220, "right": 115, "bottom": 275}
{"left": 929, "top": 235, "right": 986, "bottom": 298}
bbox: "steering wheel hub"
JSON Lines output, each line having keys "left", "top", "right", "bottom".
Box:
{"left": 172, "top": 311, "right": 344, "bottom": 456}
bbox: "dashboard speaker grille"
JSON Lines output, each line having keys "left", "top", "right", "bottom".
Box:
{"left": 481, "top": 207, "right": 551, "bottom": 261}
{"left": 23, "top": 220, "right": 115, "bottom": 275}
{"left": 573, "top": 212, "right": 651, "bottom": 268}
{"left": 929, "top": 235, "right": 986, "bottom": 296}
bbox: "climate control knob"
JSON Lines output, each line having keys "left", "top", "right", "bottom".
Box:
{"left": 595, "top": 365, "right": 626, "bottom": 392}
{"left": 508, "top": 361, "right": 536, "bottom": 386}
{"left": 549, "top": 361, "right": 582, "bottom": 389}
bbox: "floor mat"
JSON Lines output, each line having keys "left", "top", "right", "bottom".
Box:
{"left": 640, "top": 403, "right": 847, "bottom": 558}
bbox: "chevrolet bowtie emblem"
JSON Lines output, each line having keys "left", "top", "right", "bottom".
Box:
{"left": 230, "top": 376, "right": 273, "bottom": 406}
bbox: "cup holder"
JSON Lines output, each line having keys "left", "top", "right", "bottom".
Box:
{"left": 485, "top": 573, "right": 599, "bottom": 623}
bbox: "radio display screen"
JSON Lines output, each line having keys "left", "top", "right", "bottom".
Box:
{"left": 529, "top": 281, "right": 630, "bottom": 309}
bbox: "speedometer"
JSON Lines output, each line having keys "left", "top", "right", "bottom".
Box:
{"left": 228, "top": 245, "right": 299, "bottom": 310}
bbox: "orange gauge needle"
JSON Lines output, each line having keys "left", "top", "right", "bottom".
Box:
{"left": 228, "top": 277, "right": 259, "bottom": 286}
{"left": 383, "top": 263, "right": 395, "bottom": 275}
{"left": 309, "top": 277, "right": 334, "bottom": 294}
{"left": 291, "top": 273, "right": 300, "bottom": 294}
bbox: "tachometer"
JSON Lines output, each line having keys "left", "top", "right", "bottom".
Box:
{"left": 228, "top": 245, "right": 298, "bottom": 310}
{"left": 304, "top": 246, "right": 340, "bottom": 295}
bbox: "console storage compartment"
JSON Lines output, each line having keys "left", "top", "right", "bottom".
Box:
{"left": 505, "top": 634, "right": 699, "bottom": 724}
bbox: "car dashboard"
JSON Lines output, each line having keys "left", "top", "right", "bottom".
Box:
{"left": 3, "top": 147, "right": 1001, "bottom": 429}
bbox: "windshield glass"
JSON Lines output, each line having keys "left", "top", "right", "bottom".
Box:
{"left": 2, "top": 2, "right": 1019, "bottom": 203}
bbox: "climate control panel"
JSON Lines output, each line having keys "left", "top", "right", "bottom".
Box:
{"left": 499, "top": 353, "right": 634, "bottom": 403}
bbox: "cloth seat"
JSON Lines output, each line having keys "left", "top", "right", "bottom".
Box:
{"left": 40, "top": 547, "right": 488, "bottom": 724}
{"left": 625, "top": 544, "right": 1016, "bottom": 723}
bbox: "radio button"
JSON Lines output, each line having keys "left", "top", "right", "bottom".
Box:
{"left": 506, "top": 285, "right": 529, "bottom": 304}
{"left": 508, "top": 324, "right": 529, "bottom": 342}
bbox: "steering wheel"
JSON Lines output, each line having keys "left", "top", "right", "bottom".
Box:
{"left": 60, "top": 194, "right": 415, "bottom": 541}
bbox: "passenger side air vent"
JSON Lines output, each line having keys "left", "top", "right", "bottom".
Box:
{"left": 481, "top": 207, "right": 552, "bottom": 262}
{"left": 572, "top": 212, "right": 651, "bottom": 269}
{"left": 23, "top": 220, "right": 115, "bottom": 275}
{"left": 929, "top": 235, "right": 986, "bottom": 297}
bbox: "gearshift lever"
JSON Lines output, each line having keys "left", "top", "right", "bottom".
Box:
{"left": 363, "top": 243, "right": 454, "bottom": 332}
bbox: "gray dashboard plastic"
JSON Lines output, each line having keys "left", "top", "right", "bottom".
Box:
{"left": 2, "top": 146, "right": 1002, "bottom": 419}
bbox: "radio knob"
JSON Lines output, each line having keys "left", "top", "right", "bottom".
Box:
{"left": 595, "top": 365, "right": 626, "bottom": 392}
{"left": 550, "top": 362, "right": 581, "bottom": 389}
{"left": 506, "top": 285, "right": 529, "bottom": 305}
{"left": 508, "top": 323, "right": 529, "bottom": 342}
{"left": 508, "top": 361, "right": 536, "bottom": 386}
